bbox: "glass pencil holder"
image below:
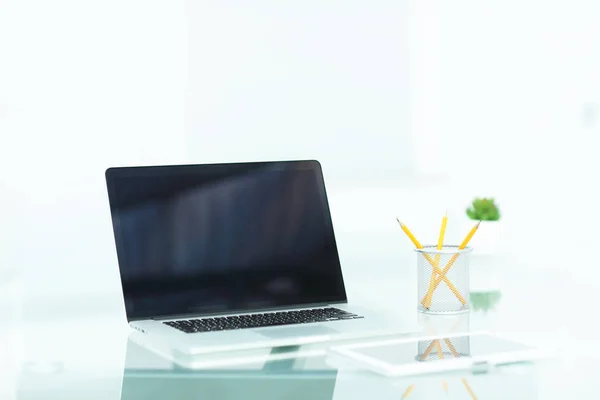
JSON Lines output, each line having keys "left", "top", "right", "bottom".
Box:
{"left": 415, "top": 245, "right": 472, "bottom": 315}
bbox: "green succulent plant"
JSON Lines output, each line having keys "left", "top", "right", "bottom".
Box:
{"left": 466, "top": 197, "right": 500, "bottom": 221}
{"left": 470, "top": 291, "right": 502, "bottom": 313}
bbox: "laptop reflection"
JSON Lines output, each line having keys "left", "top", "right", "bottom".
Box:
{"left": 120, "top": 338, "right": 338, "bottom": 400}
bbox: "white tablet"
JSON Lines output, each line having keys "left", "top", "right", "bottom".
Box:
{"left": 328, "top": 331, "right": 552, "bottom": 377}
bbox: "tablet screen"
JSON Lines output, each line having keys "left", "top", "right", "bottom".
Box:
{"left": 345, "top": 333, "right": 535, "bottom": 366}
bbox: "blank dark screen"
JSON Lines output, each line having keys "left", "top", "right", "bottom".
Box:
{"left": 106, "top": 161, "right": 347, "bottom": 321}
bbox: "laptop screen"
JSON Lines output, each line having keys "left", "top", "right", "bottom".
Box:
{"left": 106, "top": 160, "right": 347, "bottom": 321}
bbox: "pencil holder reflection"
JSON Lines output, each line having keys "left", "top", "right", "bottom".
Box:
{"left": 418, "top": 313, "right": 470, "bottom": 336}
{"left": 416, "top": 334, "right": 471, "bottom": 362}
{"left": 415, "top": 245, "right": 472, "bottom": 314}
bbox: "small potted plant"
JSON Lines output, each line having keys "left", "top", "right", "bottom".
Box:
{"left": 464, "top": 197, "right": 502, "bottom": 290}
{"left": 465, "top": 197, "right": 501, "bottom": 255}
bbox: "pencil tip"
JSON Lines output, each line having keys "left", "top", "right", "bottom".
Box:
{"left": 396, "top": 217, "right": 403, "bottom": 226}
{"left": 476, "top": 220, "right": 481, "bottom": 227}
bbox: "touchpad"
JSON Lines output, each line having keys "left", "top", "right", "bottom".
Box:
{"left": 258, "top": 325, "right": 338, "bottom": 339}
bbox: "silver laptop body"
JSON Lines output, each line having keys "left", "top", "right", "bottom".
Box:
{"left": 106, "top": 160, "right": 416, "bottom": 355}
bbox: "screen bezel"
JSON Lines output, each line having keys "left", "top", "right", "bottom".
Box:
{"left": 105, "top": 160, "right": 348, "bottom": 322}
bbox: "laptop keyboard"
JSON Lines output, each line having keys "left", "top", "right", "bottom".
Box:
{"left": 163, "top": 307, "right": 364, "bottom": 334}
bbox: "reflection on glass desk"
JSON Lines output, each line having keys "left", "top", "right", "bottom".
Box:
{"left": 122, "top": 339, "right": 339, "bottom": 400}
{"left": 118, "top": 333, "right": 543, "bottom": 400}
{"left": 470, "top": 291, "right": 502, "bottom": 314}
{"left": 10, "top": 261, "right": 600, "bottom": 398}
{"left": 381, "top": 366, "right": 539, "bottom": 400}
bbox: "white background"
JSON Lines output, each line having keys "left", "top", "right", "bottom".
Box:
{"left": 1, "top": 1, "right": 600, "bottom": 319}
{"left": 0, "top": 0, "right": 188, "bottom": 317}
{"left": 185, "top": 0, "right": 413, "bottom": 183}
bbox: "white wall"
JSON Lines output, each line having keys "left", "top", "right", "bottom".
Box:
{"left": 4, "top": 0, "right": 600, "bottom": 318}
{"left": 1, "top": 0, "right": 418, "bottom": 316}
{"left": 184, "top": 1, "right": 439, "bottom": 294}
{"left": 185, "top": 0, "right": 414, "bottom": 184}
{"left": 0, "top": 1, "right": 188, "bottom": 314}
{"left": 437, "top": 1, "right": 600, "bottom": 180}
{"left": 417, "top": 1, "right": 600, "bottom": 270}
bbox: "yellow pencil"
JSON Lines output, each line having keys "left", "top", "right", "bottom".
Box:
{"left": 444, "top": 338, "right": 460, "bottom": 358}
{"left": 434, "top": 340, "right": 444, "bottom": 359}
{"left": 396, "top": 218, "right": 467, "bottom": 305}
{"left": 401, "top": 384, "right": 415, "bottom": 399}
{"left": 441, "top": 339, "right": 478, "bottom": 400}
{"left": 421, "top": 340, "right": 437, "bottom": 360}
{"left": 433, "top": 340, "right": 449, "bottom": 395}
{"left": 422, "top": 221, "right": 481, "bottom": 307}
{"left": 461, "top": 378, "right": 478, "bottom": 400}
{"left": 425, "top": 211, "right": 448, "bottom": 307}
{"left": 397, "top": 217, "right": 424, "bottom": 248}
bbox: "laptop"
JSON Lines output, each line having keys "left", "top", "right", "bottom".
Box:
{"left": 105, "top": 160, "right": 416, "bottom": 355}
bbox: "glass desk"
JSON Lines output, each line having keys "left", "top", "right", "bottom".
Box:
{"left": 2, "top": 254, "right": 600, "bottom": 399}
